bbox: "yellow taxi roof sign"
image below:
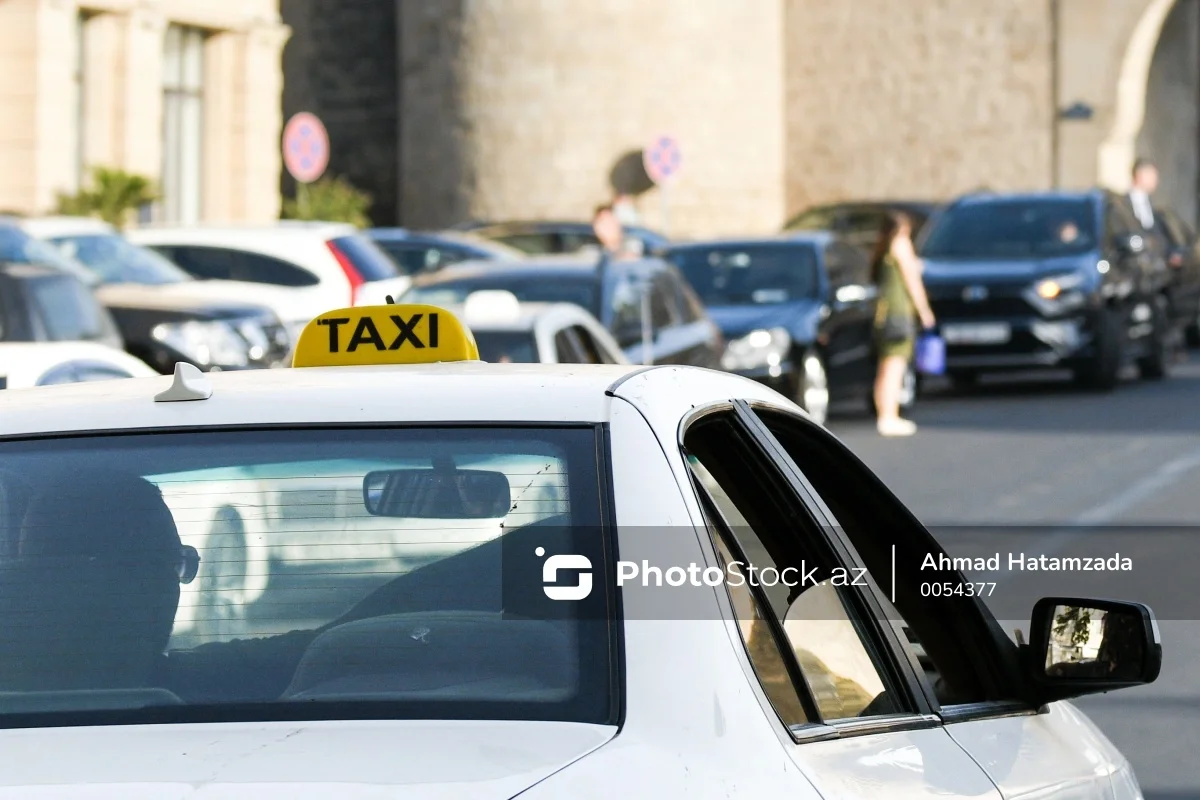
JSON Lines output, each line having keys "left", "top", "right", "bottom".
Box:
{"left": 291, "top": 304, "right": 480, "bottom": 368}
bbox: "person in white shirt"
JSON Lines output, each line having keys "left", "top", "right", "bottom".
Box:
{"left": 1127, "top": 158, "right": 1160, "bottom": 233}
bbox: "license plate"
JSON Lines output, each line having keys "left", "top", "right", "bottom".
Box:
{"left": 942, "top": 323, "right": 1011, "bottom": 345}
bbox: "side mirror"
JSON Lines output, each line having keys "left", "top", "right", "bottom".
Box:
{"left": 363, "top": 468, "right": 512, "bottom": 519}
{"left": 833, "top": 284, "right": 877, "bottom": 310}
{"left": 1114, "top": 233, "right": 1146, "bottom": 255}
{"left": 1027, "top": 597, "right": 1161, "bottom": 703}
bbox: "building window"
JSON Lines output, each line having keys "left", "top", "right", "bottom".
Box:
{"left": 161, "top": 25, "right": 206, "bottom": 224}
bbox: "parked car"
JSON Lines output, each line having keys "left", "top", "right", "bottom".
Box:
{"left": 452, "top": 219, "right": 670, "bottom": 256}
{"left": 399, "top": 255, "right": 724, "bottom": 367}
{"left": 455, "top": 291, "right": 629, "bottom": 364}
{"left": 666, "top": 234, "right": 917, "bottom": 424}
{"left": 784, "top": 200, "right": 941, "bottom": 252}
{"left": 20, "top": 217, "right": 291, "bottom": 373}
{"left": 0, "top": 341, "right": 157, "bottom": 389}
{"left": 367, "top": 228, "right": 524, "bottom": 276}
{"left": 916, "top": 190, "right": 1174, "bottom": 390}
{"left": 1152, "top": 206, "right": 1200, "bottom": 347}
{"left": 0, "top": 259, "right": 124, "bottom": 351}
{"left": 127, "top": 222, "right": 409, "bottom": 340}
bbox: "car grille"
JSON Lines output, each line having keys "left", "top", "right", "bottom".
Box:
{"left": 926, "top": 283, "right": 1034, "bottom": 319}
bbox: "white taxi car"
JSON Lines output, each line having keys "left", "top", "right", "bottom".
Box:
{"left": 0, "top": 303, "right": 1158, "bottom": 798}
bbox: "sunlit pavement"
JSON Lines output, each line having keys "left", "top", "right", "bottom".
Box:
{"left": 827, "top": 355, "right": 1200, "bottom": 800}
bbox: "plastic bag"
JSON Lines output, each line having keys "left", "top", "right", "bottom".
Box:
{"left": 915, "top": 329, "right": 946, "bottom": 376}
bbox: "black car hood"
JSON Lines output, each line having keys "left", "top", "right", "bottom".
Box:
{"left": 95, "top": 283, "right": 273, "bottom": 320}
{"left": 706, "top": 300, "right": 823, "bottom": 343}
{"left": 921, "top": 254, "right": 1094, "bottom": 286}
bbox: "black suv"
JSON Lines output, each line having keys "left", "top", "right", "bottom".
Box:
{"left": 917, "top": 190, "right": 1173, "bottom": 390}
{"left": 400, "top": 255, "right": 724, "bottom": 368}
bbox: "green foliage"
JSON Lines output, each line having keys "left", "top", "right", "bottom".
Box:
{"left": 1054, "top": 606, "right": 1094, "bottom": 647}
{"left": 282, "top": 176, "right": 372, "bottom": 228}
{"left": 54, "top": 167, "right": 158, "bottom": 230}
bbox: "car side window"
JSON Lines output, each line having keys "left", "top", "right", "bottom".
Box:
{"left": 609, "top": 275, "right": 647, "bottom": 348}
{"left": 166, "top": 247, "right": 320, "bottom": 287}
{"left": 664, "top": 267, "right": 704, "bottom": 323}
{"left": 684, "top": 413, "right": 906, "bottom": 725}
{"left": 751, "top": 407, "right": 1026, "bottom": 708}
{"left": 492, "top": 233, "right": 556, "bottom": 255}
{"left": 553, "top": 327, "right": 590, "bottom": 364}
{"left": 375, "top": 243, "right": 435, "bottom": 276}
{"left": 648, "top": 273, "right": 677, "bottom": 332}
{"left": 563, "top": 325, "right": 607, "bottom": 364}
{"left": 824, "top": 242, "right": 869, "bottom": 289}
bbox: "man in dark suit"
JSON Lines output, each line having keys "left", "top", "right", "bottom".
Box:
{"left": 1125, "top": 158, "right": 1168, "bottom": 246}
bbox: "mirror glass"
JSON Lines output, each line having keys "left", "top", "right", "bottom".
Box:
{"left": 835, "top": 284, "right": 870, "bottom": 304}
{"left": 363, "top": 469, "right": 512, "bottom": 519}
{"left": 1043, "top": 604, "right": 1147, "bottom": 681}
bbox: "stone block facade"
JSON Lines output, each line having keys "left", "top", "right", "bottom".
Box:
{"left": 0, "top": 0, "right": 288, "bottom": 223}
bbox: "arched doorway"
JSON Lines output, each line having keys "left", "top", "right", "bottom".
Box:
{"left": 1139, "top": 0, "right": 1200, "bottom": 225}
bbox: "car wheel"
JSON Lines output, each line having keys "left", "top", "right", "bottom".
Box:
{"left": 795, "top": 351, "right": 830, "bottom": 425}
{"left": 947, "top": 369, "right": 979, "bottom": 390}
{"left": 198, "top": 506, "right": 251, "bottom": 639}
{"left": 1073, "top": 308, "right": 1122, "bottom": 391}
{"left": 1136, "top": 295, "right": 1170, "bottom": 380}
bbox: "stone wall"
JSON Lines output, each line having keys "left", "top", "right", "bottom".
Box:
{"left": 281, "top": 0, "right": 399, "bottom": 224}
{"left": 784, "top": 0, "right": 1056, "bottom": 218}
{"left": 398, "top": 0, "right": 787, "bottom": 237}
{"left": 1138, "top": 0, "right": 1199, "bottom": 225}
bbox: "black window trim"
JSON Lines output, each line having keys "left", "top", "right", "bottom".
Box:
{"left": 676, "top": 402, "right": 944, "bottom": 742}
{"left": 737, "top": 400, "right": 1043, "bottom": 725}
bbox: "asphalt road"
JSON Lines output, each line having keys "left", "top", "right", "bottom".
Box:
{"left": 827, "top": 357, "right": 1200, "bottom": 800}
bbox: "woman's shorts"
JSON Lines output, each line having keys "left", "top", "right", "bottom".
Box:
{"left": 876, "top": 334, "right": 914, "bottom": 361}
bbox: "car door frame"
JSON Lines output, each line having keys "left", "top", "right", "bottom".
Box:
{"left": 703, "top": 399, "right": 1128, "bottom": 798}
{"left": 819, "top": 240, "right": 878, "bottom": 397}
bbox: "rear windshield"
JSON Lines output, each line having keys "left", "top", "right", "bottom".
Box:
{"left": 329, "top": 235, "right": 402, "bottom": 282}
{"left": 0, "top": 427, "right": 613, "bottom": 728}
{"left": 50, "top": 234, "right": 192, "bottom": 286}
{"left": 473, "top": 331, "right": 540, "bottom": 363}
{"left": 25, "top": 274, "right": 110, "bottom": 341}
{"left": 919, "top": 199, "right": 1097, "bottom": 260}
{"left": 668, "top": 244, "right": 821, "bottom": 306}
{"left": 404, "top": 279, "right": 598, "bottom": 316}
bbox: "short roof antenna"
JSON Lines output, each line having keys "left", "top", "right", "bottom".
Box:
{"left": 154, "top": 362, "right": 213, "bottom": 402}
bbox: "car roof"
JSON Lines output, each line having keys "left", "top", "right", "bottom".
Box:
{"left": 0, "top": 362, "right": 796, "bottom": 438}
{"left": 128, "top": 221, "right": 359, "bottom": 242}
{"left": 452, "top": 302, "right": 597, "bottom": 332}
{"left": 950, "top": 189, "right": 1099, "bottom": 207}
{"left": 0, "top": 363, "right": 636, "bottom": 436}
{"left": 665, "top": 233, "right": 833, "bottom": 251}
{"left": 410, "top": 254, "right": 662, "bottom": 288}
{"left": 367, "top": 228, "right": 526, "bottom": 258}
{"left": 19, "top": 217, "right": 117, "bottom": 238}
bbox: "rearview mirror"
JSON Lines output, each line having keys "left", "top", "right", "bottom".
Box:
{"left": 1028, "top": 597, "right": 1161, "bottom": 703}
{"left": 363, "top": 469, "right": 512, "bottom": 519}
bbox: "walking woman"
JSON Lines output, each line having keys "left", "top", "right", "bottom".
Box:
{"left": 871, "top": 213, "right": 935, "bottom": 437}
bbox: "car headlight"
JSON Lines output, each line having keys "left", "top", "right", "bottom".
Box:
{"left": 721, "top": 327, "right": 791, "bottom": 371}
{"left": 1024, "top": 272, "right": 1088, "bottom": 315}
{"left": 151, "top": 320, "right": 251, "bottom": 369}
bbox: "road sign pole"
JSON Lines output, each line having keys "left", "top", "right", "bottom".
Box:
{"left": 298, "top": 182, "right": 311, "bottom": 218}
{"left": 660, "top": 183, "right": 670, "bottom": 239}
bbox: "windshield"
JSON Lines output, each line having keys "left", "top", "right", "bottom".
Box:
{"left": 25, "top": 274, "right": 111, "bottom": 341}
{"left": 0, "top": 427, "right": 612, "bottom": 728}
{"left": 0, "top": 226, "right": 98, "bottom": 284}
{"left": 404, "top": 279, "right": 598, "bottom": 315}
{"left": 473, "top": 331, "right": 539, "bottom": 363}
{"left": 49, "top": 234, "right": 192, "bottom": 285}
{"left": 668, "top": 244, "right": 821, "bottom": 305}
{"left": 920, "top": 199, "right": 1097, "bottom": 260}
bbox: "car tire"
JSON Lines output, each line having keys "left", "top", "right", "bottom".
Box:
{"left": 197, "top": 506, "right": 251, "bottom": 639}
{"left": 947, "top": 369, "right": 979, "bottom": 390}
{"left": 1136, "top": 295, "right": 1170, "bottom": 381}
{"left": 795, "top": 351, "right": 830, "bottom": 426}
{"left": 1074, "top": 308, "right": 1122, "bottom": 391}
